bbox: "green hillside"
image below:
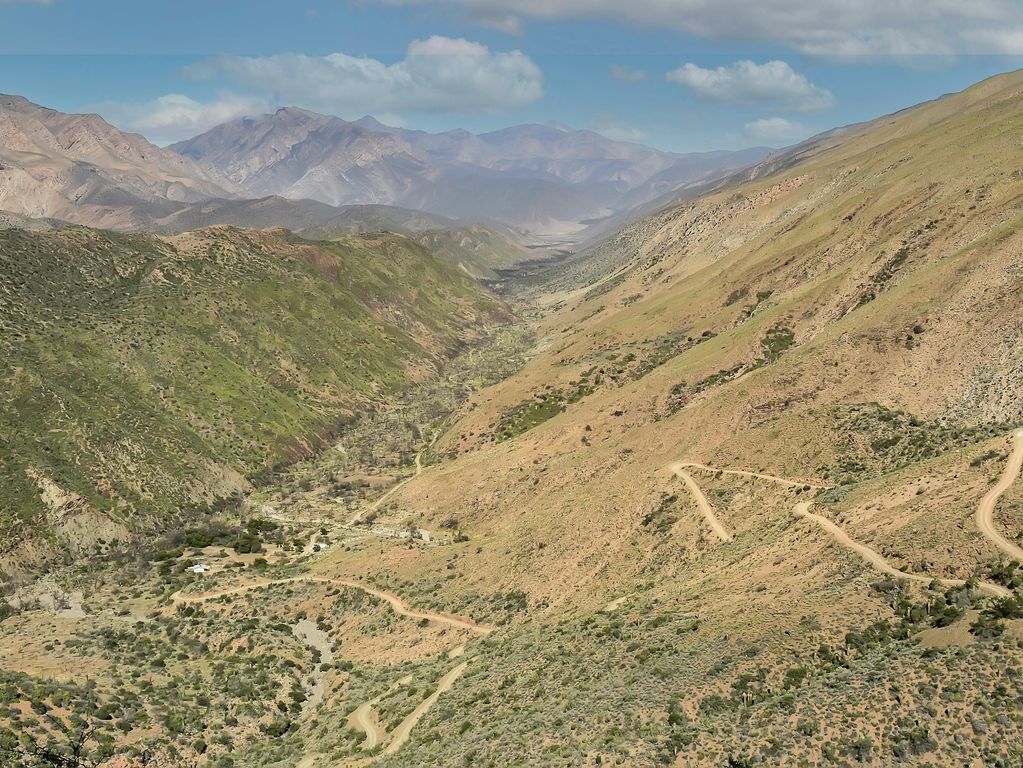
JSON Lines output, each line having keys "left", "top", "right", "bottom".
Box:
{"left": 0, "top": 225, "right": 509, "bottom": 554}
{"left": 412, "top": 225, "right": 534, "bottom": 280}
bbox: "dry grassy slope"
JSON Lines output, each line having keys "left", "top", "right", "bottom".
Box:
{"left": 6, "top": 73, "right": 1023, "bottom": 768}
{"left": 328, "top": 71, "right": 1023, "bottom": 610}
{"left": 294, "top": 71, "right": 1023, "bottom": 768}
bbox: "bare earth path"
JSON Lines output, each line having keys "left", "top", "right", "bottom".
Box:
{"left": 382, "top": 661, "right": 469, "bottom": 756}
{"left": 350, "top": 432, "right": 438, "bottom": 525}
{"left": 171, "top": 576, "right": 493, "bottom": 635}
{"left": 669, "top": 456, "right": 1012, "bottom": 597}
{"left": 793, "top": 502, "right": 1010, "bottom": 598}
{"left": 302, "top": 529, "right": 321, "bottom": 556}
{"left": 671, "top": 462, "right": 831, "bottom": 489}
{"left": 975, "top": 429, "right": 1023, "bottom": 562}
{"left": 672, "top": 467, "right": 733, "bottom": 542}
{"left": 173, "top": 575, "right": 482, "bottom": 763}
{"left": 293, "top": 433, "right": 1022, "bottom": 763}
{"left": 352, "top": 698, "right": 386, "bottom": 750}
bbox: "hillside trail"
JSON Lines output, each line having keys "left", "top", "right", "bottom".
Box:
{"left": 174, "top": 574, "right": 483, "bottom": 764}
{"left": 672, "top": 467, "right": 733, "bottom": 542}
{"left": 352, "top": 700, "right": 384, "bottom": 750}
{"left": 382, "top": 661, "right": 469, "bottom": 755}
{"left": 792, "top": 502, "right": 1010, "bottom": 598}
{"left": 170, "top": 575, "right": 493, "bottom": 635}
{"left": 671, "top": 461, "right": 830, "bottom": 489}
{"left": 974, "top": 429, "right": 1023, "bottom": 562}
{"left": 328, "top": 663, "right": 467, "bottom": 766}
{"left": 670, "top": 458, "right": 1011, "bottom": 598}
{"left": 303, "top": 529, "right": 322, "bottom": 556}
{"left": 350, "top": 676, "right": 412, "bottom": 750}
{"left": 350, "top": 431, "right": 439, "bottom": 526}
{"left": 297, "top": 433, "right": 1021, "bottom": 764}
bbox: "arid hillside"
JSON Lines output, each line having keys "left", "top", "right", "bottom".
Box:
{"left": 305, "top": 70, "right": 1023, "bottom": 766}
{"left": 2, "top": 72, "right": 1023, "bottom": 768}
{"left": 0, "top": 94, "right": 237, "bottom": 229}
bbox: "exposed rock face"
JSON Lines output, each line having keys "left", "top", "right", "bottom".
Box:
{"left": 25, "top": 468, "right": 130, "bottom": 555}
{"left": 0, "top": 94, "right": 238, "bottom": 228}
{"left": 951, "top": 325, "right": 1023, "bottom": 425}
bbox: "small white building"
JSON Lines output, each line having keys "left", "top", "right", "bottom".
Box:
{"left": 190, "top": 563, "right": 210, "bottom": 574}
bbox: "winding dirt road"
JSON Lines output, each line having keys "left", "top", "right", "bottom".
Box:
{"left": 671, "top": 461, "right": 831, "bottom": 489}
{"left": 793, "top": 502, "right": 1010, "bottom": 598}
{"left": 171, "top": 576, "right": 493, "bottom": 635}
{"left": 350, "top": 433, "right": 438, "bottom": 526}
{"left": 974, "top": 429, "right": 1023, "bottom": 562}
{"left": 669, "top": 454, "right": 1015, "bottom": 598}
{"left": 382, "top": 662, "right": 469, "bottom": 756}
{"left": 670, "top": 460, "right": 831, "bottom": 542}
{"left": 672, "top": 467, "right": 733, "bottom": 542}
{"left": 352, "top": 473, "right": 417, "bottom": 525}
{"left": 175, "top": 574, "right": 481, "bottom": 760}
{"left": 352, "top": 700, "right": 385, "bottom": 750}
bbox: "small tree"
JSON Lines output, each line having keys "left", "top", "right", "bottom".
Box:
{"left": 1, "top": 716, "right": 99, "bottom": 768}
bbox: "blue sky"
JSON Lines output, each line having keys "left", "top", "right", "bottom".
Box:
{"left": 2, "top": 0, "right": 1022, "bottom": 151}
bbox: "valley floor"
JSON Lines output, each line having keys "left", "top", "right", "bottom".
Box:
{"left": 3, "top": 311, "right": 1023, "bottom": 768}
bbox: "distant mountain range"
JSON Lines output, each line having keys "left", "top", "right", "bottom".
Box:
{"left": 0, "top": 93, "right": 768, "bottom": 245}
{"left": 0, "top": 96, "right": 479, "bottom": 240}
{"left": 0, "top": 94, "right": 238, "bottom": 230}
{"left": 172, "top": 107, "right": 768, "bottom": 236}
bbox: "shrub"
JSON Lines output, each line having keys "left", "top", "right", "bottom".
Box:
{"left": 263, "top": 718, "right": 292, "bottom": 738}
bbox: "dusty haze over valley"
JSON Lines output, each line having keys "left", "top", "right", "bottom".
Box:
{"left": 1, "top": 2, "right": 1023, "bottom": 767}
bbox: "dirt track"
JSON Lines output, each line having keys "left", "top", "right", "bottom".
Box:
{"left": 793, "top": 502, "right": 1010, "bottom": 598}
{"left": 171, "top": 575, "right": 493, "bottom": 635}
{"left": 382, "top": 662, "right": 469, "bottom": 755}
{"left": 669, "top": 455, "right": 1014, "bottom": 598}
{"left": 670, "top": 460, "right": 831, "bottom": 542}
{"left": 174, "top": 574, "right": 480, "bottom": 762}
{"left": 671, "top": 461, "right": 830, "bottom": 489}
{"left": 350, "top": 433, "right": 437, "bottom": 525}
{"left": 672, "top": 467, "right": 732, "bottom": 542}
{"left": 974, "top": 429, "right": 1023, "bottom": 562}
{"left": 352, "top": 699, "right": 385, "bottom": 750}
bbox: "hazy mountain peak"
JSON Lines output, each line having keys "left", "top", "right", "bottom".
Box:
{"left": 353, "top": 115, "right": 390, "bottom": 131}
{"left": 0, "top": 95, "right": 238, "bottom": 227}
{"left": 0, "top": 93, "right": 45, "bottom": 110}
{"left": 172, "top": 107, "right": 767, "bottom": 235}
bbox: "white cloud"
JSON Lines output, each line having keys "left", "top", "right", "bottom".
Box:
{"left": 183, "top": 36, "right": 543, "bottom": 116}
{"left": 371, "top": 0, "right": 1023, "bottom": 55}
{"left": 589, "top": 113, "right": 647, "bottom": 142}
{"left": 470, "top": 12, "right": 524, "bottom": 34}
{"left": 610, "top": 64, "right": 648, "bottom": 82}
{"left": 743, "top": 117, "right": 812, "bottom": 145}
{"left": 667, "top": 60, "right": 834, "bottom": 111}
{"left": 96, "top": 93, "right": 271, "bottom": 145}
{"left": 961, "top": 28, "right": 1023, "bottom": 53}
